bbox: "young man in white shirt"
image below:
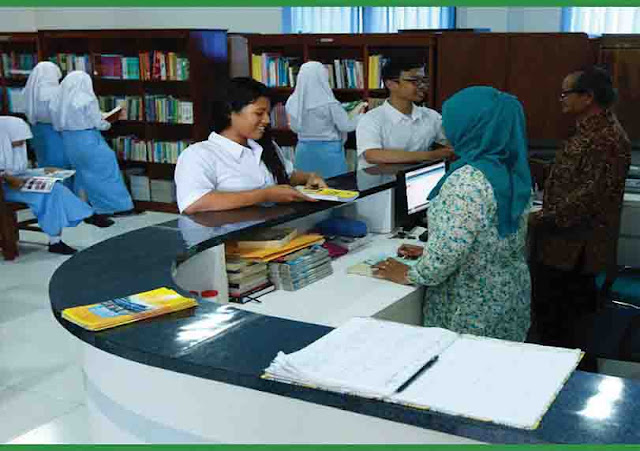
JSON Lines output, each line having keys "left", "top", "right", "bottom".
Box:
{"left": 356, "top": 58, "right": 455, "bottom": 169}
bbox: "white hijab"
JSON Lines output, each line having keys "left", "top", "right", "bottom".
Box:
{"left": 285, "top": 61, "right": 339, "bottom": 131}
{"left": 22, "top": 61, "right": 62, "bottom": 125}
{"left": 50, "top": 71, "right": 98, "bottom": 131}
{"left": 0, "top": 116, "right": 33, "bottom": 174}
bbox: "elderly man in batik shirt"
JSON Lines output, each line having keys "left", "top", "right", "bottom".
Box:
{"left": 531, "top": 67, "right": 631, "bottom": 360}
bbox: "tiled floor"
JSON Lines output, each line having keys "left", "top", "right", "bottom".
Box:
{"left": 1, "top": 211, "right": 177, "bottom": 444}
{"left": 2, "top": 210, "right": 640, "bottom": 443}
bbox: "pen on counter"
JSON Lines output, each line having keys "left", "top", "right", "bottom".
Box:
{"left": 395, "top": 355, "right": 439, "bottom": 393}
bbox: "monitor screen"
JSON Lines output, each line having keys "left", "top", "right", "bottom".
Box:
{"left": 405, "top": 162, "right": 446, "bottom": 215}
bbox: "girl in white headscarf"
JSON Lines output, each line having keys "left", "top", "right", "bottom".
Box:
{"left": 0, "top": 116, "right": 94, "bottom": 255}
{"left": 285, "top": 61, "right": 366, "bottom": 179}
{"left": 22, "top": 61, "right": 69, "bottom": 169}
{"left": 50, "top": 71, "right": 134, "bottom": 217}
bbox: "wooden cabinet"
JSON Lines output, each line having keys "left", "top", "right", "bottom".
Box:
{"left": 437, "top": 32, "right": 594, "bottom": 145}
{"left": 599, "top": 35, "right": 640, "bottom": 145}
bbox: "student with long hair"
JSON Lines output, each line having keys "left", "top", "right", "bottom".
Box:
{"left": 175, "top": 77, "right": 326, "bottom": 214}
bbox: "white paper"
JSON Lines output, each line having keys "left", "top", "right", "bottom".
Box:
{"left": 390, "top": 335, "right": 582, "bottom": 429}
{"left": 264, "top": 317, "right": 458, "bottom": 397}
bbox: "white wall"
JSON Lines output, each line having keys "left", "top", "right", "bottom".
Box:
{"left": 0, "top": 7, "right": 562, "bottom": 34}
{"left": 0, "top": 7, "right": 281, "bottom": 33}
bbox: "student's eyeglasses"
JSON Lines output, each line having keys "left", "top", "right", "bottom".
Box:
{"left": 559, "top": 89, "right": 586, "bottom": 100}
{"left": 398, "top": 77, "right": 429, "bottom": 87}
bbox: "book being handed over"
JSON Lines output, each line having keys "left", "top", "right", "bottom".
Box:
{"left": 296, "top": 186, "right": 359, "bottom": 202}
{"left": 263, "top": 317, "right": 582, "bottom": 430}
{"left": 62, "top": 287, "right": 198, "bottom": 331}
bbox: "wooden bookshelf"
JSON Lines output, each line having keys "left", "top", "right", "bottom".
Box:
{"left": 245, "top": 33, "right": 436, "bottom": 147}
{"left": 0, "top": 33, "right": 39, "bottom": 116}
{"left": 38, "top": 29, "right": 229, "bottom": 212}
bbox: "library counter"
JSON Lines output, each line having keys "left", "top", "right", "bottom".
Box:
{"left": 49, "top": 165, "right": 640, "bottom": 444}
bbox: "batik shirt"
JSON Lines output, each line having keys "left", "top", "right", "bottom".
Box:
{"left": 408, "top": 165, "right": 531, "bottom": 342}
{"left": 539, "top": 110, "right": 631, "bottom": 273}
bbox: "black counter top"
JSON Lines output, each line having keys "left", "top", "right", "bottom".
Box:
{"left": 49, "top": 165, "right": 640, "bottom": 444}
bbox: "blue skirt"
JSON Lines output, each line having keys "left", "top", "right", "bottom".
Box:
{"left": 4, "top": 182, "right": 93, "bottom": 237}
{"left": 31, "top": 123, "right": 69, "bottom": 169}
{"left": 61, "top": 129, "right": 134, "bottom": 215}
{"left": 294, "top": 140, "right": 348, "bottom": 180}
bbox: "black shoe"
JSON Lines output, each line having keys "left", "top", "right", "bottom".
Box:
{"left": 110, "top": 209, "right": 141, "bottom": 217}
{"left": 84, "top": 214, "right": 115, "bottom": 228}
{"left": 48, "top": 241, "right": 77, "bottom": 255}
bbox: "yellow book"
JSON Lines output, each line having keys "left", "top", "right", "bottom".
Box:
{"left": 297, "top": 187, "right": 359, "bottom": 202}
{"left": 226, "top": 233, "right": 325, "bottom": 262}
{"left": 61, "top": 287, "right": 198, "bottom": 331}
{"left": 368, "top": 55, "right": 380, "bottom": 90}
{"left": 251, "top": 54, "right": 263, "bottom": 82}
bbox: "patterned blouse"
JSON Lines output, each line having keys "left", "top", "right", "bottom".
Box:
{"left": 408, "top": 165, "right": 531, "bottom": 342}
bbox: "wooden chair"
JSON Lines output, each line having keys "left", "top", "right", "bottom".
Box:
{"left": 0, "top": 183, "right": 43, "bottom": 261}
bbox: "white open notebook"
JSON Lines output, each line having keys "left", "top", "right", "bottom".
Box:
{"left": 263, "top": 317, "right": 582, "bottom": 430}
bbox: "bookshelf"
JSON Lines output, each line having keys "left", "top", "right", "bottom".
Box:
{"left": 245, "top": 33, "right": 436, "bottom": 147}
{"left": 0, "top": 33, "right": 39, "bottom": 117}
{"left": 38, "top": 29, "right": 229, "bottom": 213}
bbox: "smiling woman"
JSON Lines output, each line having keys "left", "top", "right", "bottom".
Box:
{"left": 173, "top": 77, "right": 328, "bottom": 214}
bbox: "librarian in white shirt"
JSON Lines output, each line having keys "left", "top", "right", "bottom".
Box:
{"left": 285, "top": 61, "right": 366, "bottom": 179}
{"left": 50, "top": 71, "right": 132, "bottom": 223}
{"left": 356, "top": 58, "right": 455, "bottom": 170}
{"left": 0, "top": 116, "right": 93, "bottom": 254}
{"left": 175, "top": 77, "right": 326, "bottom": 214}
{"left": 22, "top": 62, "right": 69, "bottom": 169}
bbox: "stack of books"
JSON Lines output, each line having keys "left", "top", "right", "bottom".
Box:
{"left": 227, "top": 259, "right": 271, "bottom": 299}
{"left": 144, "top": 95, "right": 193, "bottom": 124}
{"left": 268, "top": 245, "right": 333, "bottom": 291}
{"left": 251, "top": 53, "right": 301, "bottom": 88}
{"left": 226, "top": 228, "right": 331, "bottom": 298}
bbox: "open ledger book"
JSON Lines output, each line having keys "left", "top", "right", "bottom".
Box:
{"left": 263, "top": 317, "right": 582, "bottom": 430}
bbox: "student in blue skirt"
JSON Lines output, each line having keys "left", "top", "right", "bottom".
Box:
{"left": 22, "top": 61, "right": 68, "bottom": 169}
{"left": 50, "top": 71, "right": 134, "bottom": 220}
{"left": 285, "top": 61, "right": 366, "bottom": 179}
{"left": 0, "top": 116, "right": 94, "bottom": 255}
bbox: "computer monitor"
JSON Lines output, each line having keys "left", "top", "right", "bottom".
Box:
{"left": 395, "top": 161, "right": 447, "bottom": 230}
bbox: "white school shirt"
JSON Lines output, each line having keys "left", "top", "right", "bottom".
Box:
{"left": 288, "top": 103, "right": 361, "bottom": 141}
{"left": 174, "top": 132, "right": 294, "bottom": 213}
{"left": 355, "top": 101, "right": 447, "bottom": 169}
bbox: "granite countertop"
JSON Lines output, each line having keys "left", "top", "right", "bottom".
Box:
{"left": 49, "top": 164, "right": 640, "bottom": 444}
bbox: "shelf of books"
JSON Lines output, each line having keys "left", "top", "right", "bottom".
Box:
{"left": 39, "top": 29, "right": 229, "bottom": 213}
{"left": 246, "top": 34, "right": 436, "bottom": 147}
{"left": 0, "top": 33, "right": 39, "bottom": 117}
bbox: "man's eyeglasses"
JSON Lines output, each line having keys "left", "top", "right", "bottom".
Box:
{"left": 397, "top": 77, "right": 429, "bottom": 87}
{"left": 559, "top": 89, "right": 586, "bottom": 100}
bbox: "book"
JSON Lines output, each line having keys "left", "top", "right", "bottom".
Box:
{"left": 263, "top": 317, "right": 583, "bottom": 430}
{"left": 296, "top": 187, "right": 359, "bottom": 202}
{"left": 233, "top": 227, "right": 298, "bottom": 250}
{"left": 226, "top": 234, "right": 325, "bottom": 262}
{"left": 347, "top": 253, "right": 418, "bottom": 278}
{"left": 102, "top": 105, "right": 123, "bottom": 121}
{"left": 61, "top": 287, "right": 198, "bottom": 331}
{"left": 20, "top": 176, "right": 58, "bottom": 193}
{"left": 21, "top": 168, "right": 75, "bottom": 181}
